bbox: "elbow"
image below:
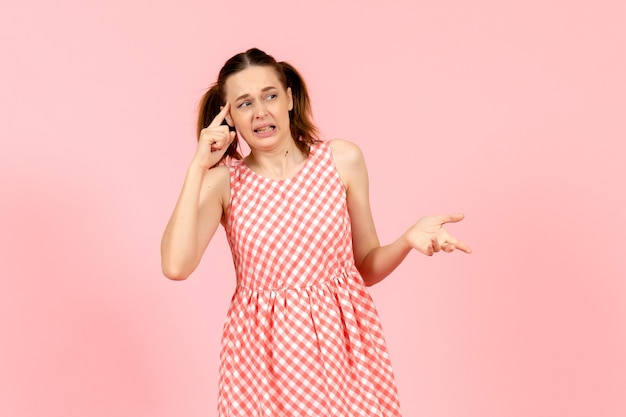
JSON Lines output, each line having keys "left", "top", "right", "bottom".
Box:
{"left": 362, "top": 274, "right": 384, "bottom": 287}
{"left": 164, "top": 272, "right": 190, "bottom": 281}
{"left": 161, "top": 262, "right": 192, "bottom": 281}
{"left": 356, "top": 265, "right": 383, "bottom": 287}
{"left": 161, "top": 249, "right": 199, "bottom": 281}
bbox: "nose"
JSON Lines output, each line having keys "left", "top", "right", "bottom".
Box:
{"left": 254, "top": 102, "right": 268, "bottom": 118}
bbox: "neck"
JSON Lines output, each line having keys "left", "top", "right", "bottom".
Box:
{"left": 247, "top": 141, "right": 306, "bottom": 180}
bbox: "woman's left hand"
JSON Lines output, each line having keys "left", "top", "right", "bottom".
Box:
{"left": 406, "top": 213, "right": 472, "bottom": 256}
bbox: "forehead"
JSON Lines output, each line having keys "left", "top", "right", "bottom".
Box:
{"left": 224, "top": 66, "right": 284, "bottom": 98}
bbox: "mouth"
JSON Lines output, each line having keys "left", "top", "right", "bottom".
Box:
{"left": 254, "top": 125, "right": 275, "bottom": 133}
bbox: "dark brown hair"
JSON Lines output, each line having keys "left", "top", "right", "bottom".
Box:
{"left": 197, "top": 48, "right": 320, "bottom": 162}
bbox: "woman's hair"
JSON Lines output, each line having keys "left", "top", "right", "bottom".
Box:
{"left": 197, "top": 48, "right": 320, "bottom": 162}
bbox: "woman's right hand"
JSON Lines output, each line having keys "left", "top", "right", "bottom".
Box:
{"left": 192, "top": 102, "right": 236, "bottom": 170}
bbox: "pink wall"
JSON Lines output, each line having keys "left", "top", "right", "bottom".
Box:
{"left": 2, "top": 1, "right": 625, "bottom": 416}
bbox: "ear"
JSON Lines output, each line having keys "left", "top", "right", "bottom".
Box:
{"left": 287, "top": 87, "right": 293, "bottom": 111}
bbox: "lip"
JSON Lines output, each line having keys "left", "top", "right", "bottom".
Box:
{"left": 253, "top": 123, "right": 274, "bottom": 131}
{"left": 253, "top": 123, "right": 277, "bottom": 138}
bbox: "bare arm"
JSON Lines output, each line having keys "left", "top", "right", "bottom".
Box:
{"left": 160, "top": 104, "right": 235, "bottom": 280}
{"left": 160, "top": 165, "right": 229, "bottom": 280}
{"left": 330, "top": 139, "right": 471, "bottom": 286}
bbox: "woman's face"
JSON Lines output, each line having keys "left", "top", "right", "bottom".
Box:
{"left": 224, "top": 65, "right": 293, "bottom": 150}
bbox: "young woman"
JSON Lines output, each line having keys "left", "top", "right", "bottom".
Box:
{"left": 161, "top": 48, "right": 471, "bottom": 416}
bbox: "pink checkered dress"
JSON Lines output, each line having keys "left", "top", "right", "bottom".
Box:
{"left": 218, "top": 141, "right": 402, "bottom": 416}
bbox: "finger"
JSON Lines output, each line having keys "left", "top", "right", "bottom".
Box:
{"left": 202, "top": 125, "right": 229, "bottom": 142}
{"left": 437, "top": 213, "right": 465, "bottom": 225}
{"left": 215, "top": 132, "right": 233, "bottom": 151}
{"left": 207, "top": 102, "right": 231, "bottom": 128}
{"left": 443, "top": 244, "right": 455, "bottom": 253}
{"left": 431, "top": 236, "right": 441, "bottom": 252}
{"left": 201, "top": 127, "right": 229, "bottom": 152}
{"left": 212, "top": 132, "right": 236, "bottom": 153}
{"left": 449, "top": 238, "right": 472, "bottom": 254}
{"left": 456, "top": 242, "right": 472, "bottom": 254}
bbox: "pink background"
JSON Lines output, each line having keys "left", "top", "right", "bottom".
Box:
{"left": 2, "top": 0, "right": 625, "bottom": 416}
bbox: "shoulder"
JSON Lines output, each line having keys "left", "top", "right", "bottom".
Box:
{"left": 328, "top": 138, "right": 365, "bottom": 168}
{"left": 204, "top": 164, "right": 230, "bottom": 183}
{"left": 200, "top": 164, "right": 231, "bottom": 207}
{"left": 328, "top": 139, "right": 368, "bottom": 190}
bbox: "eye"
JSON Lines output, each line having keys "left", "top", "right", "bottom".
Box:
{"left": 266, "top": 94, "right": 277, "bottom": 101}
{"left": 238, "top": 101, "right": 251, "bottom": 108}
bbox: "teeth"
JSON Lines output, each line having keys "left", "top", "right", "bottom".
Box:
{"left": 255, "top": 126, "right": 274, "bottom": 133}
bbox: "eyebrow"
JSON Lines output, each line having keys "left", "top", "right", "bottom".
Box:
{"left": 234, "top": 86, "right": 278, "bottom": 102}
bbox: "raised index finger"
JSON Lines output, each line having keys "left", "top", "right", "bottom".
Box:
{"left": 208, "top": 102, "right": 231, "bottom": 128}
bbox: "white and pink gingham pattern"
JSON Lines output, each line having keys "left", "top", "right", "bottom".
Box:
{"left": 218, "top": 142, "right": 402, "bottom": 416}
